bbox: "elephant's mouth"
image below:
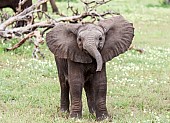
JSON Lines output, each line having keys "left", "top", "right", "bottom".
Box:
{"left": 83, "top": 49, "right": 89, "bottom": 54}
{"left": 83, "top": 49, "right": 90, "bottom": 54}
{"left": 84, "top": 48, "right": 101, "bottom": 56}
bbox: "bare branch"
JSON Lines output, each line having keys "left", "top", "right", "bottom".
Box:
{"left": 16, "top": 0, "right": 29, "bottom": 13}
{"left": 0, "top": 9, "right": 116, "bottom": 38}
{"left": 7, "top": 21, "right": 54, "bottom": 36}
{"left": 6, "top": 30, "right": 44, "bottom": 51}
{"left": 5, "top": 30, "right": 45, "bottom": 59}
{"left": 33, "top": 30, "right": 44, "bottom": 47}
{"left": 129, "top": 45, "right": 145, "bottom": 54}
{"left": 80, "top": 0, "right": 111, "bottom": 5}
{"left": 0, "top": 0, "right": 120, "bottom": 58}
{"left": 67, "top": 3, "right": 79, "bottom": 16}
{"left": 0, "top": 0, "right": 116, "bottom": 38}
{"left": 32, "top": 46, "right": 45, "bottom": 59}
{"left": 6, "top": 32, "right": 34, "bottom": 51}
{"left": 0, "top": 31, "right": 14, "bottom": 38}
{"left": 80, "top": 0, "right": 111, "bottom": 10}
{"left": 55, "top": 10, "right": 117, "bottom": 23}
{"left": 0, "top": 0, "right": 48, "bottom": 31}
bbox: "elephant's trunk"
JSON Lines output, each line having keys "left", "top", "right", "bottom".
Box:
{"left": 83, "top": 43, "right": 103, "bottom": 72}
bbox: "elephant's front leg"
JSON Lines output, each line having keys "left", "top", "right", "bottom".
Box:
{"left": 68, "top": 61, "right": 84, "bottom": 118}
{"left": 93, "top": 64, "right": 109, "bottom": 121}
{"left": 84, "top": 80, "right": 95, "bottom": 114}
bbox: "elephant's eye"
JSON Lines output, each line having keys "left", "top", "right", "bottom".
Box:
{"left": 78, "top": 37, "right": 82, "bottom": 42}
{"left": 99, "top": 36, "right": 102, "bottom": 41}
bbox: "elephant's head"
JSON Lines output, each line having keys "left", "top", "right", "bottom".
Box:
{"left": 46, "top": 15, "right": 134, "bottom": 71}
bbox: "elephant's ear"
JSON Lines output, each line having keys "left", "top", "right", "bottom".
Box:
{"left": 46, "top": 23, "right": 92, "bottom": 63}
{"left": 98, "top": 15, "right": 134, "bottom": 63}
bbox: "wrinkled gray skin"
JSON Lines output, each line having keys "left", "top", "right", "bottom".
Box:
{"left": 46, "top": 15, "right": 134, "bottom": 121}
{"left": 77, "top": 24, "right": 105, "bottom": 71}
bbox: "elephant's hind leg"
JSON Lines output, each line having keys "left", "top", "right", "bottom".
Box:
{"left": 59, "top": 75, "right": 70, "bottom": 112}
{"left": 55, "top": 58, "right": 69, "bottom": 112}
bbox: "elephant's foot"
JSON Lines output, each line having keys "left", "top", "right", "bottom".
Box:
{"left": 96, "top": 115, "right": 112, "bottom": 122}
{"left": 88, "top": 101, "right": 95, "bottom": 114}
{"left": 69, "top": 111, "right": 82, "bottom": 119}
{"left": 58, "top": 108, "right": 69, "bottom": 118}
{"left": 60, "top": 101, "right": 69, "bottom": 113}
{"left": 96, "top": 112, "right": 109, "bottom": 121}
{"left": 60, "top": 107, "right": 69, "bottom": 113}
{"left": 89, "top": 107, "right": 95, "bottom": 115}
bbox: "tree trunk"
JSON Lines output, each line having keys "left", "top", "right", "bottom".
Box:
{"left": 42, "top": 2, "right": 47, "bottom": 12}
{"left": 49, "top": 0, "right": 59, "bottom": 13}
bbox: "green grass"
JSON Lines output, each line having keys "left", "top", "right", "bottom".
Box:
{"left": 0, "top": 0, "right": 170, "bottom": 122}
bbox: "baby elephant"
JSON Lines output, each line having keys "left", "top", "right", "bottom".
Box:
{"left": 46, "top": 15, "right": 134, "bottom": 121}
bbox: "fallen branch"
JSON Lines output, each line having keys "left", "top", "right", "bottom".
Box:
{"left": 6, "top": 30, "right": 44, "bottom": 51}
{"left": 129, "top": 45, "right": 144, "bottom": 54}
{"left": 0, "top": 0, "right": 119, "bottom": 56}
{"left": 0, "top": 31, "right": 14, "bottom": 38}
{"left": 1, "top": 21, "right": 54, "bottom": 38}
{"left": 5, "top": 30, "right": 45, "bottom": 59}
{"left": 81, "top": 0, "right": 112, "bottom": 11}
{"left": 0, "top": 0, "right": 117, "bottom": 38}
{"left": 5, "top": 32, "right": 34, "bottom": 51}
{"left": 16, "top": 0, "right": 29, "bottom": 13}
{"left": 80, "top": 0, "right": 111, "bottom": 5}
{"left": 0, "top": 0, "right": 48, "bottom": 31}
{"left": 32, "top": 46, "right": 45, "bottom": 59}
{"left": 0, "top": 10, "right": 115, "bottom": 37}
{"left": 55, "top": 10, "right": 118, "bottom": 22}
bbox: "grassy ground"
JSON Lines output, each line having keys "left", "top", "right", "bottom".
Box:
{"left": 0, "top": 0, "right": 170, "bottom": 122}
